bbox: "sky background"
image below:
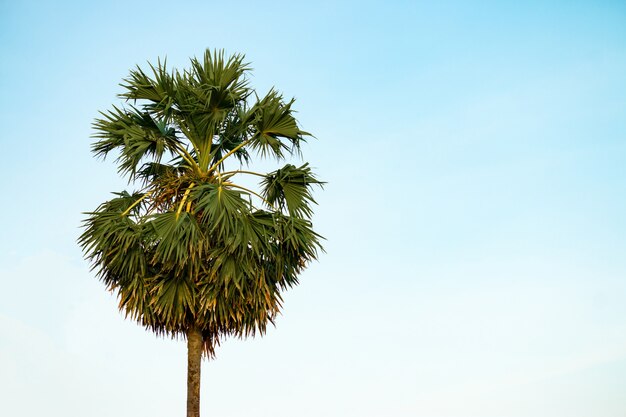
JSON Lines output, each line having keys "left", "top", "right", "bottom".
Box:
{"left": 1, "top": 1, "right": 626, "bottom": 416}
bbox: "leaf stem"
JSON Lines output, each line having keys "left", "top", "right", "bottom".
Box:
{"left": 223, "top": 182, "right": 274, "bottom": 208}
{"left": 207, "top": 138, "right": 252, "bottom": 173}
{"left": 121, "top": 191, "right": 154, "bottom": 217}
{"left": 174, "top": 143, "right": 199, "bottom": 173}
{"left": 220, "top": 170, "right": 265, "bottom": 178}
{"left": 176, "top": 182, "right": 196, "bottom": 218}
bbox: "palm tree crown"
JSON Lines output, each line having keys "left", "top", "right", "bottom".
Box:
{"left": 79, "top": 49, "right": 323, "bottom": 356}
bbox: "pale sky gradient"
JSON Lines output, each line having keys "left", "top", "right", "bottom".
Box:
{"left": 1, "top": 1, "right": 626, "bottom": 416}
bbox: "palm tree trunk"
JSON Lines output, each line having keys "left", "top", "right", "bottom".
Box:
{"left": 187, "top": 327, "right": 203, "bottom": 417}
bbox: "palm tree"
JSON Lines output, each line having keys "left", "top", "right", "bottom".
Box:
{"left": 79, "top": 50, "right": 323, "bottom": 417}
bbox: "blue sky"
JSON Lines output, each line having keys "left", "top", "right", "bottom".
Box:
{"left": 1, "top": 1, "right": 626, "bottom": 416}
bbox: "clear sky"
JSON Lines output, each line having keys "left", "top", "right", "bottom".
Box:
{"left": 1, "top": 1, "right": 626, "bottom": 416}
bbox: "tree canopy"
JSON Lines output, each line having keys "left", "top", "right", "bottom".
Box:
{"left": 79, "top": 50, "right": 323, "bottom": 356}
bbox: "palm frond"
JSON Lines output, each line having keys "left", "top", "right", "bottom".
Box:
{"left": 92, "top": 105, "right": 186, "bottom": 179}
{"left": 247, "top": 90, "right": 308, "bottom": 159}
{"left": 261, "top": 163, "right": 324, "bottom": 217}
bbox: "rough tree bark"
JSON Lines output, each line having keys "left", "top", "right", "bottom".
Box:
{"left": 187, "top": 327, "right": 203, "bottom": 417}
